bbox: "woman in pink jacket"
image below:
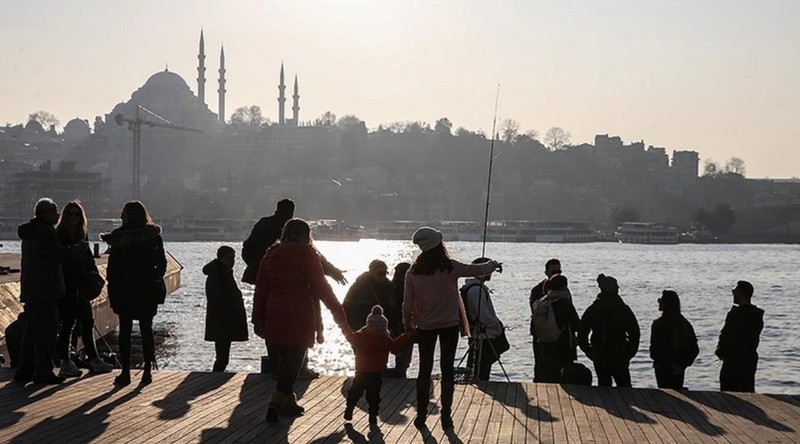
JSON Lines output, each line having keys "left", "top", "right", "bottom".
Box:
{"left": 252, "top": 218, "right": 347, "bottom": 422}
{"left": 403, "top": 227, "right": 501, "bottom": 430}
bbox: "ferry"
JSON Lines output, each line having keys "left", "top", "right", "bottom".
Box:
{"left": 309, "top": 220, "right": 366, "bottom": 241}
{"left": 617, "top": 222, "right": 679, "bottom": 244}
{"left": 372, "top": 220, "right": 599, "bottom": 243}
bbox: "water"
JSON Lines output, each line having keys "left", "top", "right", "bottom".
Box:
{"left": 2, "top": 240, "right": 798, "bottom": 394}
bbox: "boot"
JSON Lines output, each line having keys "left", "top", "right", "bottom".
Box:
{"left": 281, "top": 392, "right": 305, "bottom": 417}
{"left": 266, "top": 391, "right": 288, "bottom": 422}
{"left": 141, "top": 361, "right": 153, "bottom": 385}
{"left": 343, "top": 404, "right": 354, "bottom": 421}
{"left": 114, "top": 368, "right": 131, "bottom": 386}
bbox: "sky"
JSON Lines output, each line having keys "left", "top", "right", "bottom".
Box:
{"left": 1, "top": 0, "right": 798, "bottom": 178}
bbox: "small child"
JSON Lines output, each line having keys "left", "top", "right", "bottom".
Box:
{"left": 342, "top": 305, "right": 414, "bottom": 426}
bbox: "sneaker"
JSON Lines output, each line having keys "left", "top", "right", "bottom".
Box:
{"left": 32, "top": 373, "right": 66, "bottom": 385}
{"left": 297, "top": 367, "right": 320, "bottom": 380}
{"left": 89, "top": 358, "right": 114, "bottom": 374}
{"left": 59, "top": 360, "right": 82, "bottom": 378}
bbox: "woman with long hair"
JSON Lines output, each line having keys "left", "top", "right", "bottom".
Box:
{"left": 252, "top": 218, "right": 347, "bottom": 422}
{"left": 101, "top": 201, "right": 167, "bottom": 386}
{"left": 54, "top": 200, "right": 113, "bottom": 376}
{"left": 403, "top": 227, "right": 501, "bottom": 430}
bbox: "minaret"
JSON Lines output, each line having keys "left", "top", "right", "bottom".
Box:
{"left": 197, "top": 29, "right": 206, "bottom": 105}
{"left": 278, "top": 63, "right": 286, "bottom": 125}
{"left": 218, "top": 45, "right": 226, "bottom": 123}
{"left": 292, "top": 75, "right": 300, "bottom": 127}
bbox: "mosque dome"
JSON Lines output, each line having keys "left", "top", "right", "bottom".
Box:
{"left": 24, "top": 120, "right": 44, "bottom": 133}
{"left": 64, "top": 118, "right": 91, "bottom": 143}
{"left": 142, "top": 69, "right": 191, "bottom": 93}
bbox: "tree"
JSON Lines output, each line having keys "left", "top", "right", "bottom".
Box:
{"left": 93, "top": 116, "right": 105, "bottom": 134}
{"left": 724, "top": 157, "right": 746, "bottom": 176}
{"left": 703, "top": 159, "right": 721, "bottom": 177}
{"left": 28, "top": 111, "right": 59, "bottom": 130}
{"left": 336, "top": 115, "right": 366, "bottom": 131}
{"left": 229, "top": 105, "right": 266, "bottom": 128}
{"left": 694, "top": 204, "right": 736, "bottom": 235}
{"left": 524, "top": 129, "right": 540, "bottom": 141}
{"left": 313, "top": 111, "right": 337, "bottom": 127}
{"left": 544, "top": 126, "right": 571, "bottom": 150}
{"left": 500, "top": 118, "right": 520, "bottom": 144}
{"left": 434, "top": 117, "right": 453, "bottom": 135}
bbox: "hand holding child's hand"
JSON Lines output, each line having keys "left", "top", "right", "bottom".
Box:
{"left": 316, "top": 330, "right": 325, "bottom": 344}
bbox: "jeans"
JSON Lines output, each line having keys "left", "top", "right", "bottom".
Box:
{"left": 118, "top": 316, "right": 154, "bottom": 369}
{"left": 270, "top": 346, "right": 306, "bottom": 395}
{"left": 416, "top": 326, "right": 460, "bottom": 417}
{"left": 347, "top": 371, "right": 383, "bottom": 415}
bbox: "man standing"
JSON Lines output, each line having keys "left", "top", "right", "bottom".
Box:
{"left": 241, "top": 199, "right": 296, "bottom": 285}
{"left": 14, "top": 198, "right": 69, "bottom": 384}
{"left": 578, "top": 274, "right": 640, "bottom": 387}
{"left": 463, "top": 257, "right": 506, "bottom": 381}
{"left": 343, "top": 260, "right": 400, "bottom": 334}
{"left": 529, "top": 258, "right": 561, "bottom": 382}
{"left": 715, "top": 280, "right": 764, "bottom": 392}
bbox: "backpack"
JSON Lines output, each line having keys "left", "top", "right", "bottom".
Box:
{"left": 532, "top": 295, "right": 562, "bottom": 342}
{"left": 459, "top": 283, "right": 483, "bottom": 325}
{"left": 560, "top": 362, "right": 592, "bottom": 385}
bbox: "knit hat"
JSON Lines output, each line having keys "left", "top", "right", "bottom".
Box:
{"left": 366, "top": 305, "right": 389, "bottom": 332}
{"left": 412, "top": 226, "right": 443, "bottom": 252}
{"left": 596, "top": 273, "right": 619, "bottom": 291}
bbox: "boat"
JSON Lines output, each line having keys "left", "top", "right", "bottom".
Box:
{"left": 371, "top": 220, "right": 599, "bottom": 243}
{"left": 0, "top": 251, "right": 183, "bottom": 366}
{"left": 617, "top": 222, "right": 679, "bottom": 244}
{"left": 309, "top": 220, "right": 366, "bottom": 241}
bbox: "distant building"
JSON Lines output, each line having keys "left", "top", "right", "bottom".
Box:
{"left": 669, "top": 150, "right": 699, "bottom": 192}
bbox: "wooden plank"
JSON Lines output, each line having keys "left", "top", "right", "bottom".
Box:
{"left": 484, "top": 382, "right": 505, "bottom": 443}
{"left": 378, "top": 378, "right": 421, "bottom": 443}
{"left": 558, "top": 385, "right": 591, "bottom": 444}
{"left": 509, "top": 383, "right": 529, "bottom": 444}
{"left": 546, "top": 383, "right": 568, "bottom": 444}
{"left": 496, "top": 380, "right": 517, "bottom": 444}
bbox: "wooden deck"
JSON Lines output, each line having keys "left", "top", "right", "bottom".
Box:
{"left": 1, "top": 370, "right": 798, "bottom": 443}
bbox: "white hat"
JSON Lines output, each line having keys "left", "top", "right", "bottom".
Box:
{"left": 412, "top": 226, "right": 443, "bottom": 252}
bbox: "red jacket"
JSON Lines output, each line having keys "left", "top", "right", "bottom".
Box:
{"left": 252, "top": 243, "right": 346, "bottom": 348}
{"left": 344, "top": 327, "right": 413, "bottom": 373}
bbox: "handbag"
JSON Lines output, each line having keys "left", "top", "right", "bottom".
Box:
{"left": 78, "top": 271, "right": 106, "bottom": 301}
{"left": 493, "top": 330, "right": 510, "bottom": 355}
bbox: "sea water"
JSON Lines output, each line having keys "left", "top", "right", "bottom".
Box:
{"left": 2, "top": 240, "right": 798, "bottom": 394}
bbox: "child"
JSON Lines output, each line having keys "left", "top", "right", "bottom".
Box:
{"left": 203, "top": 246, "right": 248, "bottom": 372}
{"left": 342, "top": 305, "right": 414, "bottom": 426}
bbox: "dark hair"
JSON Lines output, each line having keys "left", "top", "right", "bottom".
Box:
{"left": 660, "top": 290, "right": 681, "bottom": 313}
{"left": 122, "top": 200, "right": 153, "bottom": 229}
{"left": 548, "top": 274, "right": 568, "bottom": 291}
{"left": 276, "top": 198, "right": 295, "bottom": 215}
{"left": 545, "top": 258, "right": 561, "bottom": 272}
{"left": 736, "top": 280, "right": 754, "bottom": 298}
{"left": 369, "top": 259, "right": 388, "bottom": 272}
{"left": 217, "top": 245, "right": 235, "bottom": 259}
{"left": 410, "top": 243, "right": 453, "bottom": 275}
{"left": 392, "top": 262, "right": 410, "bottom": 284}
{"left": 56, "top": 200, "right": 88, "bottom": 243}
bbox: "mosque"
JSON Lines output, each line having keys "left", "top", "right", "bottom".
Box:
{"left": 105, "top": 30, "right": 301, "bottom": 132}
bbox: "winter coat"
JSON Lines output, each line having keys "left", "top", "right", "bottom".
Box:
{"left": 578, "top": 291, "right": 640, "bottom": 366}
{"left": 650, "top": 311, "right": 699, "bottom": 369}
{"left": 343, "top": 272, "right": 401, "bottom": 334}
{"left": 57, "top": 233, "right": 98, "bottom": 305}
{"left": 252, "top": 243, "right": 346, "bottom": 348}
{"left": 203, "top": 259, "right": 248, "bottom": 342}
{"left": 17, "top": 217, "right": 67, "bottom": 303}
{"left": 102, "top": 225, "right": 167, "bottom": 320}
{"left": 241, "top": 211, "right": 292, "bottom": 284}
{"left": 462, "top": 279, "right": 504, "bottom": 339}
{"left": 715, "top": 304, "right": 764, "bottom": 365}
{"left": 535, "top": 288, "right": 581, "bottom": 362}
{"left": 343, "top": 326, "right": 413, "bottom": 373}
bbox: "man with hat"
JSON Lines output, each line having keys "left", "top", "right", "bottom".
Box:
{"left": 577, "top": 274, "right": 640, "bottom": 387}
{"left": 715, "top": 280, "right": 764, "bottom": 392}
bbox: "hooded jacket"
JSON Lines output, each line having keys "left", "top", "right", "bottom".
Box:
{"left": 650, "top": 311, "right": 699, "bottom": 368}
{"left": 462, "top": 279, "right": 504, "bottom": 339}
{"left": 17, "top": 217, "right": 67, "bottom": 303}
{"left": 241, "top": 211, "right": 292, "bottom": 284}
{"left": 203, "top": 258, "right": 248, "bottom": 342}
{"left": 252, "top": 243, "right": 346, "bottom": 348}
{"left": 535, "top": 288, "right": 581, "bottom": 361}
{"left": 578, "top": 291, "right": 640, "bottom": 366}
{"left": 102, "top": 224, "right": 167, "bottom": 320}
{"left": 343, "top": 326, "right": 413, "bottom": 373}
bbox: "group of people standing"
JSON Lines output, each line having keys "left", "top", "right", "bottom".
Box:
{"left": 526, "top": 257, "right": 764, "bottom": 393}
{"left": 12, "top": 198, "right": 167, "bottom": 386}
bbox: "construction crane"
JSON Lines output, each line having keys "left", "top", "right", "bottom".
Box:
{"left": 115, "top": 105, "right": 202, "bottom": 200}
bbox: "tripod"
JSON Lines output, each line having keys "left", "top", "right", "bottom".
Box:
{"left": 455, "top": 280, "right": 510, "bottom": 384}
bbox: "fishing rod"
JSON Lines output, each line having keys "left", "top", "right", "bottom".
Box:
{"left": 480, "top": 84, "right": 501, "bottom": 257}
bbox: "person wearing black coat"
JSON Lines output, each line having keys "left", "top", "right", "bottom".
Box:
{"left": 14, "top": 198, "right": 70, "bottom": 385}
{"left": 649, "top": 290, "right": 699, "bottom": 389}
{"left": 241, "top": 199, "right": 295, "bottom": 285}
{"left": 54, "top": 200, "right": 114, "bottom": 378}
{"left": 101, "top": 201, "right": 167, "bottom": 386}
{"left": 578, "top": 274, "right": 640, "bottom": 387}
{"left": 203, "top": 245, "right": 248, "bottom": 372}
{"left": 343, "top": 260, "right": 401, "bottom": 334}
{"left": 532, "top": 275, "right": 580, "bottom": 383}
{"left": 715, "top": 280, "right": 764, "bottom": 393}
{"left": 529, "top": 258, "right": 562, "bottom": 382}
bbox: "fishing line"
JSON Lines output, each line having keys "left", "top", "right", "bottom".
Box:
{"left": 480, "top": 84, "right": 501, "bottom": 258}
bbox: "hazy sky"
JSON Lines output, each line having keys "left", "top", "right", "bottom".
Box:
{"left": 1, "top": 0, "right": 798, "bottom": 178}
